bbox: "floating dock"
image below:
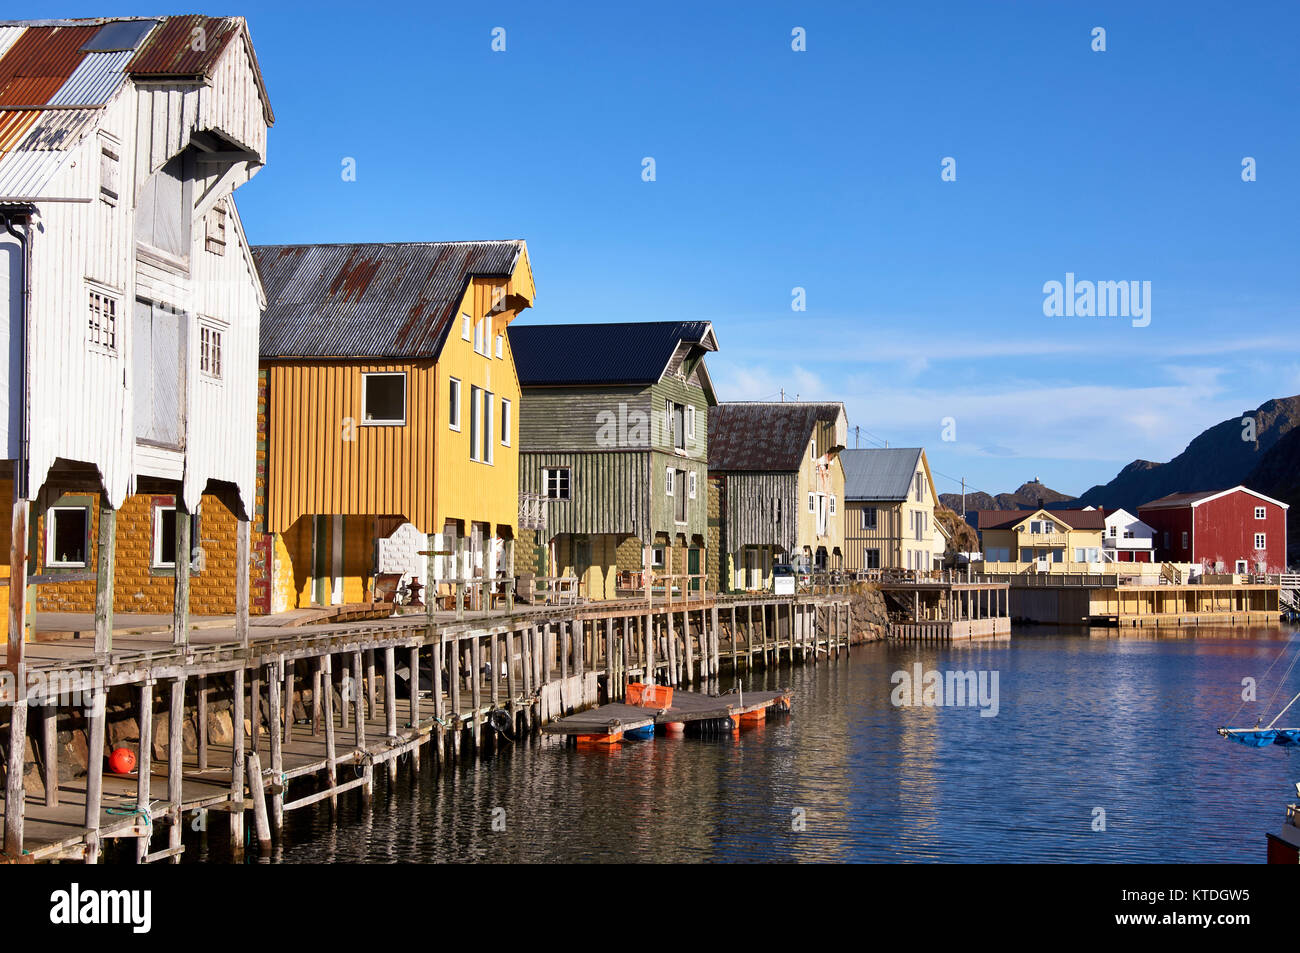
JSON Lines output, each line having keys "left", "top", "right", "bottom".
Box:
{"left": 542, "top": 686, "right": 792, "bottom": 742}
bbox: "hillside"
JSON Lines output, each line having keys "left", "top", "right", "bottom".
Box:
{"left": 938, "top": 480, "right": 1075, "bottom": 515}
{"left": 1244, "top": 425, "right": 1300, "bottom": 559}
{"left": 1073, "top": 395, "right": 1300, "bottom": 512}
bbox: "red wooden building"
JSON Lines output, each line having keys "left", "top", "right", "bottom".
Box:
{"left": 1138, "top": 486, "right": 1290, "bottom": 574}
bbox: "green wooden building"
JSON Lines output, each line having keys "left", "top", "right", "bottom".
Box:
{"left": 509, "top": 321, "right": 719, "bottom": 599}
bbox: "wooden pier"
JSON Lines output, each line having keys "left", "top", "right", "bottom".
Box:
{"left": 877, "top": 577, "right": 1012, "bottom": 643}
{"left": 0, "top": 590, "right": 854, "bottom": 863}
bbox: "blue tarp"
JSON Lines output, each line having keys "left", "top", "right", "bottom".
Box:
{"left": 1222, "top": 728, "right": 1300, "bottom": 749}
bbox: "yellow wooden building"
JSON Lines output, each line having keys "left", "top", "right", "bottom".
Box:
{"left": 250, "top": 241, "right": 535, "bottom": 610}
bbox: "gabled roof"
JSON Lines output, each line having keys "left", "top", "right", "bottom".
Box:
{"left": 976, "top": 507, "right": 1107, "bottom": 531}
{"left": 510, "top": 321, "right": 717, "bottom": 391}
{"left": 840, "top": 447, "right": 924, "bottom": 501}
{"left": 0, "top": 16, "right": 273, "bottom": 199}
{"left": 1139, "top": 485, "right": 1290, "bottom": 511}
{"left": 710, "top": 401, "right": 846, "bottom": 472}
{"left": 252, "top": 241, "right": 529, "bottom": 360}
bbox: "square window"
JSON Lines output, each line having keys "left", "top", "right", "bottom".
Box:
{"left": 448, "top": 377, "right": 461, "bottom": 431}
{"left": 362, "top": 372, "right": 406, "bottom": 424}
{"left": 543, "top": 467, "right": 570, "bottom": 500}
{"left": 1255, "top": 506, "right": 1266, "bottom": 520}
{"left": 651, "top": 546, "right": 665, "bottom": 568}
{"left": 46, "top": 506, "right": 89, "bottom": 567}
{"left": 861, "top": 506, "right": 877, "bottom": 530}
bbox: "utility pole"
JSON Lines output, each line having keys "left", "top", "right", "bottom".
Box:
{"left": 780, "top": 388, "right": 784, "bottom": 402}
{"left": 961, "top": 478, "right": 966, "bottom": 521}
{"left": 854, "top": 425, "right": 860, "bottom": 449}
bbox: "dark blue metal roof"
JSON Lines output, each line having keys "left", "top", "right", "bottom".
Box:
{"left": 509, "top": 321, "right": 716, "bottom": 386}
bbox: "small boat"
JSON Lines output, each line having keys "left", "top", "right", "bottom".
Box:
{"left": 1220, "top": 679, "right": 1300, "bottom": 863}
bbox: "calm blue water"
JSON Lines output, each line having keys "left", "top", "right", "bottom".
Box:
{"left": 226, "top": 626, "right": 1300, "bottom": 863}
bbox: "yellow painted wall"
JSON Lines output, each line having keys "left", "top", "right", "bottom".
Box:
{"left": 432, "top": 277, "right": 525, "bottom": 539}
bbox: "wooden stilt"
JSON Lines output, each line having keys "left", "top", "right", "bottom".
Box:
{"left": 93, "top": 499, "right": 115, "bottom": 655}
{"left": 409, "top": 645, "right": 421, "bottom": 773}
{"left": 321, "top": 654, "right": 337, "bottom": 810}
{"left": 167, "top": 676, "right": 184, "bottom": 862}
{"left": 471, "top": 636, "right": 482, "bottom": 749}
{"left": 231, "top": 667, "right": 245, "bottom": 853}
{"left": 384, "top": 646, "right": 397, "bottom": 781}
{"left": 246, "top": 750, "right": 272, "bottom": 854}
{"left": 41, "top": 703, "right": 57, "bottom": 808}
{"left": 135, "top": 680, "right": 153, "bottom": 863}
{"left": 235, "top": 517, "right": 250, "bottom": 646}
{"left": 173, "top": 499, "right": 190, "bottom": 646}
{"left": 83, "top": 690, "right": 105, "bottom": 864}
{"left": 268, "top": 659, "right": 284, "bottom": 834}
{"left": 196, "top": 675, "right": 208, "bottom": 771}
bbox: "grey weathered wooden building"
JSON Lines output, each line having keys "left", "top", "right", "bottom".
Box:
{"left": 709, "top": 401, "right": 847, "bottom": 592}
{"left": 510, "top": 321, "right": 718, "bottom": 599}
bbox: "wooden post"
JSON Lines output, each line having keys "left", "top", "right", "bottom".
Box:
{"left": 246, "top": 750, "right": 272, "bottom": 854}
{"left": 366, "top": 649, "right": 377, "bottom": 719}
{"left": 490, "top": 633, "right": 501, "bottom": 708}
{"left": 283, "top": 661, "right": 294, "bottom": 745}
{"left": 94, "top": 498, "right": 116, "bottom": 655}
{"left": 173, "top": 498, "right": 190, "bottom": 646}
{"left": 409, "top": 645, "right": 421, "bottom": 773}
{"left": 41, "top": 702, "right": 56, "bottom": 808}
{"left": 268, "top": 659, "right": 284, "bottom": 833}
{"left": 4, "top": 679, "right": 26, "bottom": 857}
{"left": 574, "top": 619, "right": 584, "bottom": 677}
{"left": 506, "top": 630, "right": 519, "bottom": 728}
{"left": 384, "top": 646, "right": 397, "bottom": 781}
{"left": 135, "top": 680, "right": 153, "bottom": 863}
{"left": 83, "top": 689, "right": 106, "bottom": 863}
{"left": 340, "top": 654, "right": 350, "bottom": 730}
{"left": 471, "top": 635, "right": 483, "bottom": 750}
{"left": 352, "top": 650, "right": 365, "bottom": 754}
{"left": 683, "top": 609, "right": 694, "bottom": 684}
{"left": 231, "top": 667, "right": 245, "bottom": 852}
{"left": 312, "top": 659, "right": 322, "bottom": 736}
{"left": 250, "top": 664, "right": 261, "bottom": 760}
{"left": 235, "top": 517, "right": 250, "bottom": 646}
{"left": 448, "top": 636, "right": 461, "bottom": 757}
{"left": 604, "top": 618, "right": 614, "bottom": 699}
{"left": 167, "top": 676, "right": 185, "bottom": 861}
{"left": 432, "top": 635, "right": 446, "bottom": 761}
{"left": 666, "top": 607, "right": 677, "bottom": 686}
{"left": 197, "top": 675, "right": 208, "bottom": 771}
{"left": 321, "top": 654, "right": 337, "bottom": 810}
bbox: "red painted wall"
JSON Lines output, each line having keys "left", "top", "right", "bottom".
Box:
{"left": 1193, "top": 492, "right": 1287, "bottom": 573}
{"left": 1140, "top": 490, "right": 1288, "bottom": 572}
{"left": 1139, "top": 505, "right": 1194, "bottom": 562}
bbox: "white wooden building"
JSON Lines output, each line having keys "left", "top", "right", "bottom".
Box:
{"left": 0, "top": 15, "right": 273, "bottom": 655}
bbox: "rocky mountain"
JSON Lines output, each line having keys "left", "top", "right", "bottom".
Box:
{"left": 938, "top": 480, "right": 1076, "bottom": 515}
{"left": 1073, "top": 395, "right": 1300, "bottom": 512}
{"left": 1244, "top": 424, "right": 1300, "bottom": 559}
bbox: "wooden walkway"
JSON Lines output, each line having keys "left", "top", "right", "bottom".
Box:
{"left": 2, "top": 591, "right": 856, "bottom": 863}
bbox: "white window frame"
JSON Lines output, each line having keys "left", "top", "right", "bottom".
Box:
{"left": 1181, "top": 531, "right": 1189, "bottom": 549}
{"left": 501, "top": 397, "right": 511, "bottom": 447}
{"left": 448, "top": 377, "right": 461, "bottom": 431}
{"left": 482, "top": 390, "right": 494, "bottom": 465}
{"left": 686, "top": 405, "right": 696, "bottom": 442}
{"left": 495, "top": 334, "right": 504, "bottom": 359}
{"left": 474, "top": 317, "right": 487, "bottom": 355}
{"left": 665, "top": 467, "right": 675, "bottom": 497}
{"left": 152, "top": 504, "right": 178, "bottom": 570}
{"left": 830, "top": 495, "right": 837, "bottom": 516}
{"left": 462, "top": 313, "right": 472, "bottom": 341}
{"left": 651, "top": 546, "right": 665, "bottom": 568}
{"left": 688, "top": 470, "right": 697, "bottom": 499}
{"left": 361, "top": 371, "right": 407, "bottom": 425}
{"left": 86, "top": 282, "right": 121, "bottom": 354}
{"left": 46, "top": 505, "right": 91, "bottom": 568}
{"left": 861, "top": 506, "right": 877, "bottom": 530}
{"left": 199, "top": 320, "right": 224, "bottom": 381}
{"left": 542, "top": 467, "right": 570, "bottom": 501}
{"left": 469, "top": 385, "right": 482, "bottom": 461}
{"left": 808, "top": 492, "right": 815, "bottom": 514}
{"left": 1255, "top": 506, "right": 1267, "bottom": 520}
{"left": 1255, "top": 533, "right": 1266, "bottom": 551}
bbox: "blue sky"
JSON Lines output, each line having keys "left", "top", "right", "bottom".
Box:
{"left": 27, "top": 1, "right": 1300, "bottom": 499}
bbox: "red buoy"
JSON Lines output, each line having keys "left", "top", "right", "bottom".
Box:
{"left": 109, "top": 747, "right": 136, "bottom": 775}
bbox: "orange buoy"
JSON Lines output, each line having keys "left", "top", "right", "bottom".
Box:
{"left": 109, "top": 747, "right": 136, "bottom": 774}
{"left": 665, "top": 722, "right": 685, "bottom": 734}
{"left": 576, "top": 730, "right": 623, "bottom": 747}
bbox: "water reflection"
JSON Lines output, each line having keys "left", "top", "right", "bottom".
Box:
{"left": 199, "top": 624, "right": 1299, "bottom": 863}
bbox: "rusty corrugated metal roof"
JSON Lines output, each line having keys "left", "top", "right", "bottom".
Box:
{"left": 125, "top": 15, "right": 237, "bottom": 78}
{"left": 710, "top": 402, "right": 846, "bottom": 472}
{"left": 0, "top": 23, "right": 98, "bottom": 152}
{"left": 253, "top": 241, "right": 527, "bottom": 360}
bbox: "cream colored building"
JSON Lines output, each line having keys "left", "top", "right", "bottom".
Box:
{"left": 975, "top": 507, "right": 1107, "bottom": 573}
{"left": 842, "top": 447, "right": 940, "bottom": 572}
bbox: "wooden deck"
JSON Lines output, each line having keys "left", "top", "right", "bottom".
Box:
{"left": 2, "top": 592, "right": 857, "bottom": 863}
